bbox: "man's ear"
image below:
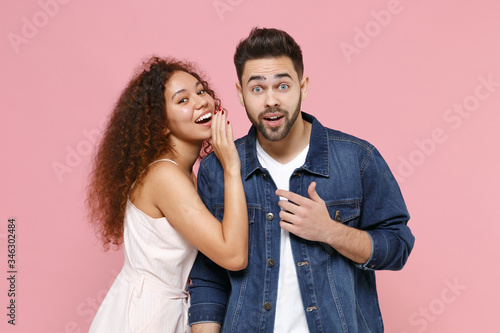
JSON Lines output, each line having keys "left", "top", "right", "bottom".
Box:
{"left": 236, "top": 82, "right": 245, "bottom": 106}
{"left": 300, "top": 76, "right": 309, "bottom": 100}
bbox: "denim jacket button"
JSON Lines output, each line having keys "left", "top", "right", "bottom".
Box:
{"left": 263, "top": 302, "right": 272, "bottom": 311}
{"left": 267, "top": 258, "right": 275, "bottom": 267}
{"left": 266, "top": 212, "right": 274, "bottom": 221}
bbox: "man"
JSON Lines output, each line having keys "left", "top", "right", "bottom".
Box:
{"left": 188, "top": 27, "right": 414, "bottom": 333}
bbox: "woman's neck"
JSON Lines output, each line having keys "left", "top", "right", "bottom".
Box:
{"left": 160, "top": 139, "right": 202, "bottom": 176}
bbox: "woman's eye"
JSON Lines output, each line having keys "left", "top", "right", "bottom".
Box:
{"left": 178, "top": 98, "right": 187, "bottom": 104}
{"left": 279, "top": 84, "right": 289, "bottom": 90}
{"left": 252, "top": 86, "right": 262, "bottom": 93}
{"left": 197, "top": 89, "right": 206, "bottom": 95}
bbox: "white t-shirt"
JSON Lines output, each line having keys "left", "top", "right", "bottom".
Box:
{"left": 256, "top": 140, "right": 310, "bottom": 333}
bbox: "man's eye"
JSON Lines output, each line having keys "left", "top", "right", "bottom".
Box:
{"left": 252, "top": 87, "right": 262, "bottom": 93}
{"left": 279, "top": 84, "right": 289, "bottom": 90}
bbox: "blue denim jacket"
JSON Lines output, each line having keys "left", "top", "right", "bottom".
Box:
{"left": 188, "top": 113, "right": 414, "bottom": 332}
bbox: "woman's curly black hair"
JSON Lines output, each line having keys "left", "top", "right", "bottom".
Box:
{"left": 87, "top": 56, "right": 220, "bottom": 250}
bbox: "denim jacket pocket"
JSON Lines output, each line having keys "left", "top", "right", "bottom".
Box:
{"left": 326, "top": 201, "right": 360, "bottom": 226}
{"left": 320, "top": 201, "right": 361, "bottom": 255}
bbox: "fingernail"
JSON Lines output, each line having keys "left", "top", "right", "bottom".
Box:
{"left": 227, "top": 121, "right": 230, "bottom": 125}
{"left": 222, "top": 110, "right": 225, "bottom": 115}
{"left": 214, "top": 110, "right": 217, "bottom": 114}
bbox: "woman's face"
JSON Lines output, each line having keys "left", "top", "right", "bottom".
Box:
{"left": 164, "top": 71, "right": 215, "bottom": 142}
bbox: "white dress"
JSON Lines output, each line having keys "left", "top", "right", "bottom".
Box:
{"left": 90, "top": 160, "right": 198, "bottom": 333}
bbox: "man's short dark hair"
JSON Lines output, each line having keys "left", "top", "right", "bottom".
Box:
{"left": 234, "top": 27, "right": 304, "bottom": 83}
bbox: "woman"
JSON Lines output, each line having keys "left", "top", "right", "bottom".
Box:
{"left": 87, "top": 56, "right": 247, "bottom": 332}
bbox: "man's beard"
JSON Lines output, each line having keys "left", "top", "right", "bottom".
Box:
{"left": 245, "top": 98, "right": 301, "bottom": 142}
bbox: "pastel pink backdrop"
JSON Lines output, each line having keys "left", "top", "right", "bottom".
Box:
{"left": 1, "top": 1, "right": 499, "bottom": 332}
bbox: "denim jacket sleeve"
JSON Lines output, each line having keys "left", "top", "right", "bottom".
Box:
{"left": 357, "top": 147, "right": 415, "bottom": 271}
{"left": 188, "top": 157, "right": 229, "bottom": 325}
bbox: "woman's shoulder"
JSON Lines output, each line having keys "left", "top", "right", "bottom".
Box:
{"left": 130, "top": 159, "right": 195, "bottom": 216}
{"left": 146, "top": 159, "right": 189, "bottom": 185}
{"left": 132, "top": 159, "right": 188, "bottom": 196}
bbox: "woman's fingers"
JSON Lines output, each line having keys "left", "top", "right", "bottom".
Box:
{"left": 218, "top": 109, "right": 227, "bottom": 144}
{"left": 212, "top": 107, "right": 228, "bottom": 146}
{"left": 211, "top": 108, "right": 218, "bottom": 144}
{"left": 226, "top": 119, "right": 233, "bottom": 142}
{"left": 212, "top": 108, "right": 222, "bottom": 145}
{"left": 211, "top": 107, "right": 240, "bottom": 173}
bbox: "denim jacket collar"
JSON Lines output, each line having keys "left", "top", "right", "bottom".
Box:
{"left": 243, "top": 112, "right": 329, "bottom": 179}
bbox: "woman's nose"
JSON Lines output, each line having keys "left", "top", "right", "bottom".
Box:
{"left": 194, "top": 94, "right": 208, "bottom": 109}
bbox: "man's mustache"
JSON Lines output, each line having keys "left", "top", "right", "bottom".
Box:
{"left": 259, "top": 107, "right": 288, "bottom": 120}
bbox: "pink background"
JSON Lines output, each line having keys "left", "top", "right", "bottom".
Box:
{"left": 1, "top": 1, "right": 499, "bottom": 332}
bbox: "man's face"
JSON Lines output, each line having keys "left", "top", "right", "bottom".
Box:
{"left": 236, "top": 56, "right": 308, "bottom": 142}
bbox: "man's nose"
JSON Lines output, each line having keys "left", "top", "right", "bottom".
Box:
{"left": 264, "top": 90, "right": 280, "bottom": 108}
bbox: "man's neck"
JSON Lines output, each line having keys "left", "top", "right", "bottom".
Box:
{"left": 257, "top": 116, "right": 312, "bottom": 165}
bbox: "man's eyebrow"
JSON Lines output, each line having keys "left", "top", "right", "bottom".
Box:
{"left": 275, "top": 73, "right": 293, "bottom": 80}
{"left": 246, "top": 73, "right": 292, "bottom": 85}
{"left": 171, "top": 82, "right": 202, "bottom": 101}
{"left": 247, "top": 75, "right": 266, "bottom": 84}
